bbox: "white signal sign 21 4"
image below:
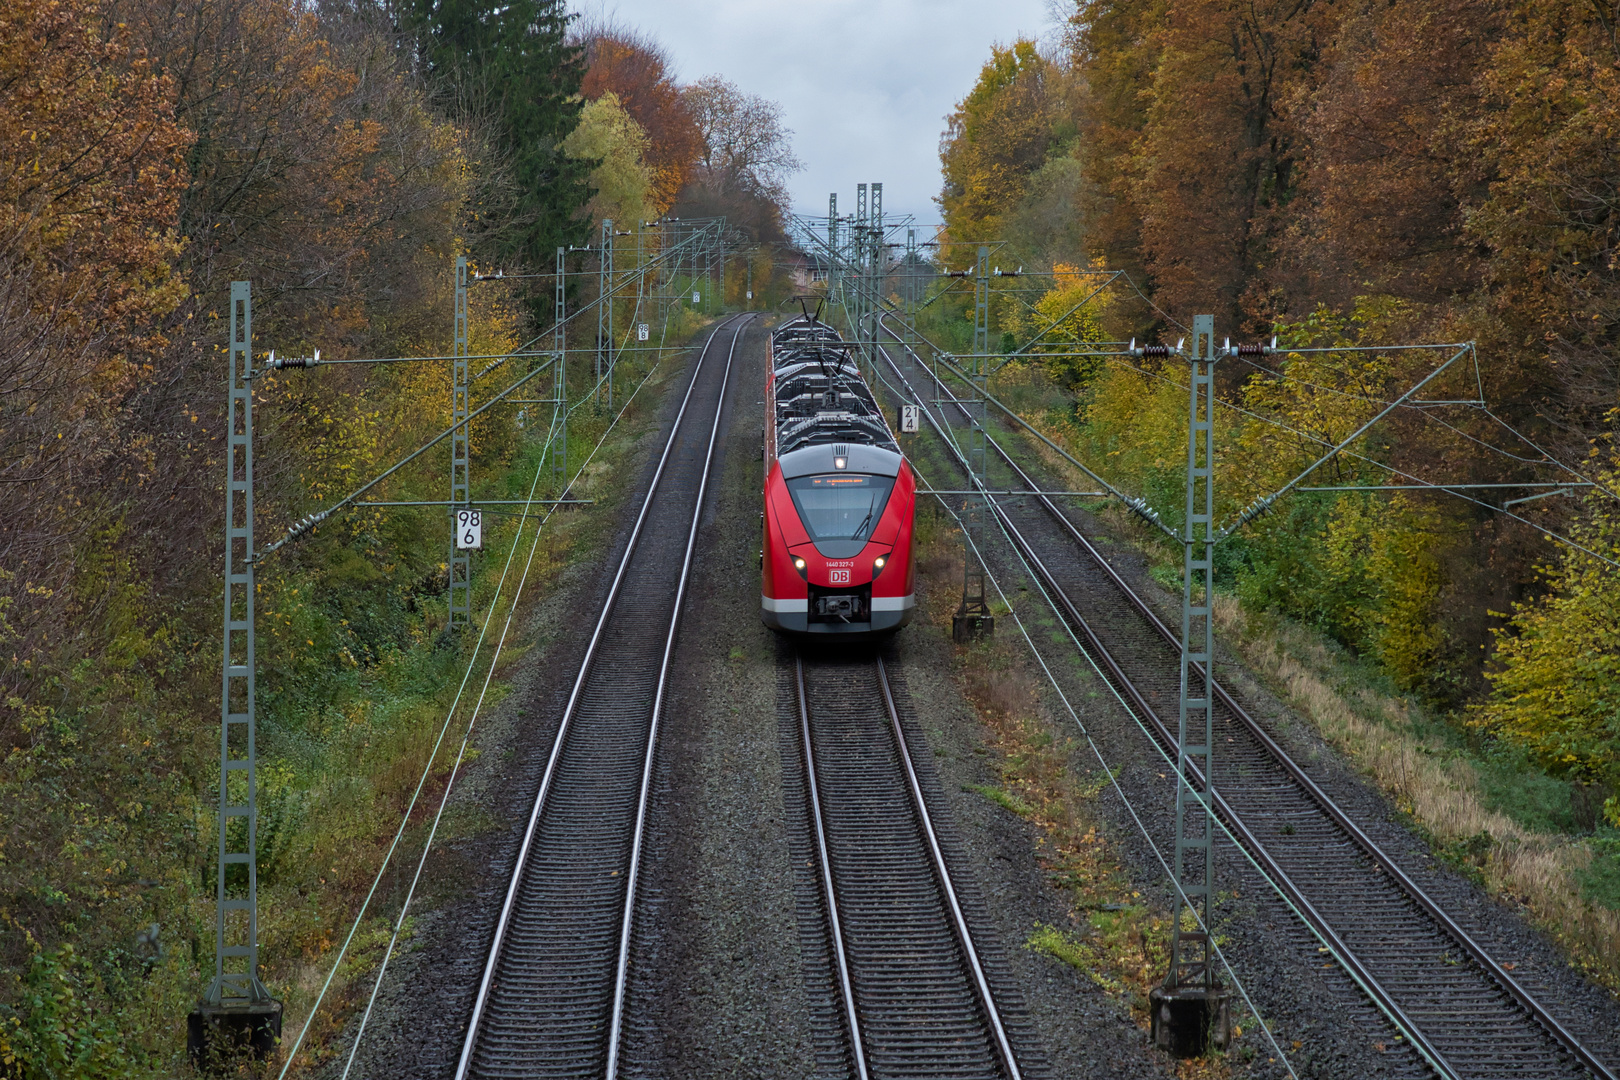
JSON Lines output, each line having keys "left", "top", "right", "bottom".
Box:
{"left": 900, "top": 404, "right": 921, "bottom": 433}
{"left": 455, "top": 508, "right": 483, "bottom": 550}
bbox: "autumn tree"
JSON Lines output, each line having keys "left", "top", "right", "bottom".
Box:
{"left": 1287, "top": 0, "right": 1503, "bottom": 312}
{"left": 565, "top": 91, "right": 654, "bottom": 228}
{"left": 0, "top": 0, "right": 190, "bottom": 695}
{"left": 579, "top": 26, "right": 702, "bottom": 215}
{"left": 939, "top": 41, "right": 1055, "bottom": 245}
{"left": 3, "top": 2, "right": 494, "bottom": 1068}
{"left": 1008, "top": 263, "right": 1112, "bottom": 390}
{"left": 683, "top": 76, "right": 801, "bottom": 207}
{"left": 673, "top": 75, "right": 800, "bottom": 244}
{"left": 1066, "top": 0, "right": 1156, "bottom": 299}
{"left": 1476, "top": 462, "right": 1620, "bottom": 827}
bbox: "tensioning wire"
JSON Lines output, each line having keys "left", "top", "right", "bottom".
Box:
{"left": 277, "top": 330, "right": 681, "bottom": 1079}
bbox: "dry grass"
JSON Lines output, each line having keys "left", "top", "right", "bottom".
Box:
{"left": 1214, "top": 595, "right": 1620, "bottom": 990}
{"left": 990, "top": 414, "right": 1620, "bottom": 991}
{"left": 955, "top": 642, "right": 1166, "bottom": 1015}
{"left": 954, "top": 640, "right": 1271, "bottom": 1075}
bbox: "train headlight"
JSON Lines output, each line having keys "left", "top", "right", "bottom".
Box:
{"left": 874, "top": 556, "right": 885, "bottom": 569}
{"left": 793, "top": 556, "right": 807, "bottom": 579}
{"left": 834, "top": 456, "right": 847, "bottom": 469}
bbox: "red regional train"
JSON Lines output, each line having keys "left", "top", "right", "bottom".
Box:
{"left": 760, "top": 313, "right": 916, "bottom": 636}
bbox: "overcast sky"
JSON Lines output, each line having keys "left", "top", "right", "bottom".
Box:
{"left": 570, "top": 0, "right": 1057, "bottom": 226}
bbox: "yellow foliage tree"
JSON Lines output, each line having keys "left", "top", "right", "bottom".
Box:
{"left": 1476, "top": 460, "right": 1620, "bottom": 818}
{"left": 939, "top": 40, "right": 1053, "bottom": 243}
{"left": 1005, "top": 262, "right": 1112, "bottom": 391}
{"left": 565, "top": 90, "right": 653, "bottom": 230}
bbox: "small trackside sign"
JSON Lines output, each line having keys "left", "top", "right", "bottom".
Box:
{"left": 900, "top": 404, "right": 920, "bottom": 433}
{"left": 456, "top": 508, "right": 483, "bottom": 550}
{"left": 692, "top": 291, "right": 701, "bottom": 304}
{"left": 637, "top": 323, "right": 649, "bottom": 341}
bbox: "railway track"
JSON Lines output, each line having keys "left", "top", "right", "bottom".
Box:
{"left": 789, "top": 650, "right": 1035, "bottom": 1080}
{"left": 453, "top": 314, "right": 750, "bottom": 1080}
{"left": 876, "top": 321, "right": 1619, "bottom": 1080}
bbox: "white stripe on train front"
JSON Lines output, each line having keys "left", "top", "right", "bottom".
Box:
{"left": 761, "top": 595, "right": 913, "bottom": 613}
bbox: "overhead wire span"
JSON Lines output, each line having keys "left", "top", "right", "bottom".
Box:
{"left": 255, "top": 359, "right": 556, "bottom": 560}
{"left": 885, "top": 337, "right": 1507, "bottom": 1077}
{"left": 1481, "top": 406, "right": 1620, "bottom": 503}
{"left": 1101, "top": 352, "right": 1620, "bottom": 567}
{"left": 877, "top": 317, "right": 1176, "bottom": 540}
{"left": 1234, "top": 349, "right": 1620, "bottom": 505}
{"left": 277, "top": 334, "right": 681, "bottom": 1079}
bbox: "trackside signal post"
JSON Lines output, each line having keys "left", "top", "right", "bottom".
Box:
{"left": 450, "top": 257, "right": 472, "bottom": 629}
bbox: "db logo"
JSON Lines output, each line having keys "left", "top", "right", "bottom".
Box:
{"left": 829, "top": 569, "right": 851, "bottom": 584}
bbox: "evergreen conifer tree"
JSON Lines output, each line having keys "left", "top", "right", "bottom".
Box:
{"left": 404, "top": 0, "right": 594, "bottom": 271}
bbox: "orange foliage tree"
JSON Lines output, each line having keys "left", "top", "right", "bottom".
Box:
{"left": 580, "top": 29, "right": 701, "bottom": 214}
{"left": 0, "top": 0, "right": 191, "bottom": 675}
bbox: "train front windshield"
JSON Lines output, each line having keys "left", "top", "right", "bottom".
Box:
{"left": 787, "top": 473, "right": 895, "bottom": 543}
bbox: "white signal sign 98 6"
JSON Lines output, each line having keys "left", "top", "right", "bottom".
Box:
{"left": 455, "top": 508, "right": 483, "bottom": 550}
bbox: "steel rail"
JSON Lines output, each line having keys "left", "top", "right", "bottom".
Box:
{"left": 875, "top": 656, "right": 1024, "bottom": 1080}
{"left": 880, "top": 326, "right": 1614, "bottom": 1080}
{"left": 793, "top": 654, "right": 873, "bottom": 1080}
{"left": 794, "top": 654, "right": 1024, "bottom": 1080}
{"left": 985, "top": 495, "right": 1460, "bottom": 1078}
{"left": 453, "top": 313, "right": 749, "bottom": 1080}
{"left": 603, "top": 314, "right": 750, "bottom": 1078}
{"left": 994, "top": 447, "right": 1615, "bottom": 1080}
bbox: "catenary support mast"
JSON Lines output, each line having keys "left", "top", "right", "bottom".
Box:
{"left": 189, "top": 281, "right": 282, "bottom": 1062}
{"left": 449, "top": 256, "right": 471, "bottom": 629}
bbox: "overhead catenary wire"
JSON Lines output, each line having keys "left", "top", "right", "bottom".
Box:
{"left": 894, "top": 333, "right": 1619, "bottom": 1078}
{"left": 1235, "top": 349, "right": 1620, "bottom": 504}
{"left": 452, "top": 314, "right": 749, "bottom": 1080}
{"left": 883, "top": 335, "right": 1537, "bottom": 1078}
{"left": 278, "top": 325, "right": 683, "bottom": 1080}
{"left": 875, "top": 340, "right": 1301, "bottom": 1077}
{"left": 1100, "top": 350, "right": 1620, "bottom": 568}
{"left": 875, "top": 269, "right": 1616, "bottom": 547}
{"left": 254, "top": 358, "right": 556, "bottom": 560}
{"left": 876, "top": 316, "right": 1177, "bottom": 540}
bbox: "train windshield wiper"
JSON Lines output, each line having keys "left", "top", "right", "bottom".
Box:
{"left": 850, "top": 492, "right": 878, "bottom": 541}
